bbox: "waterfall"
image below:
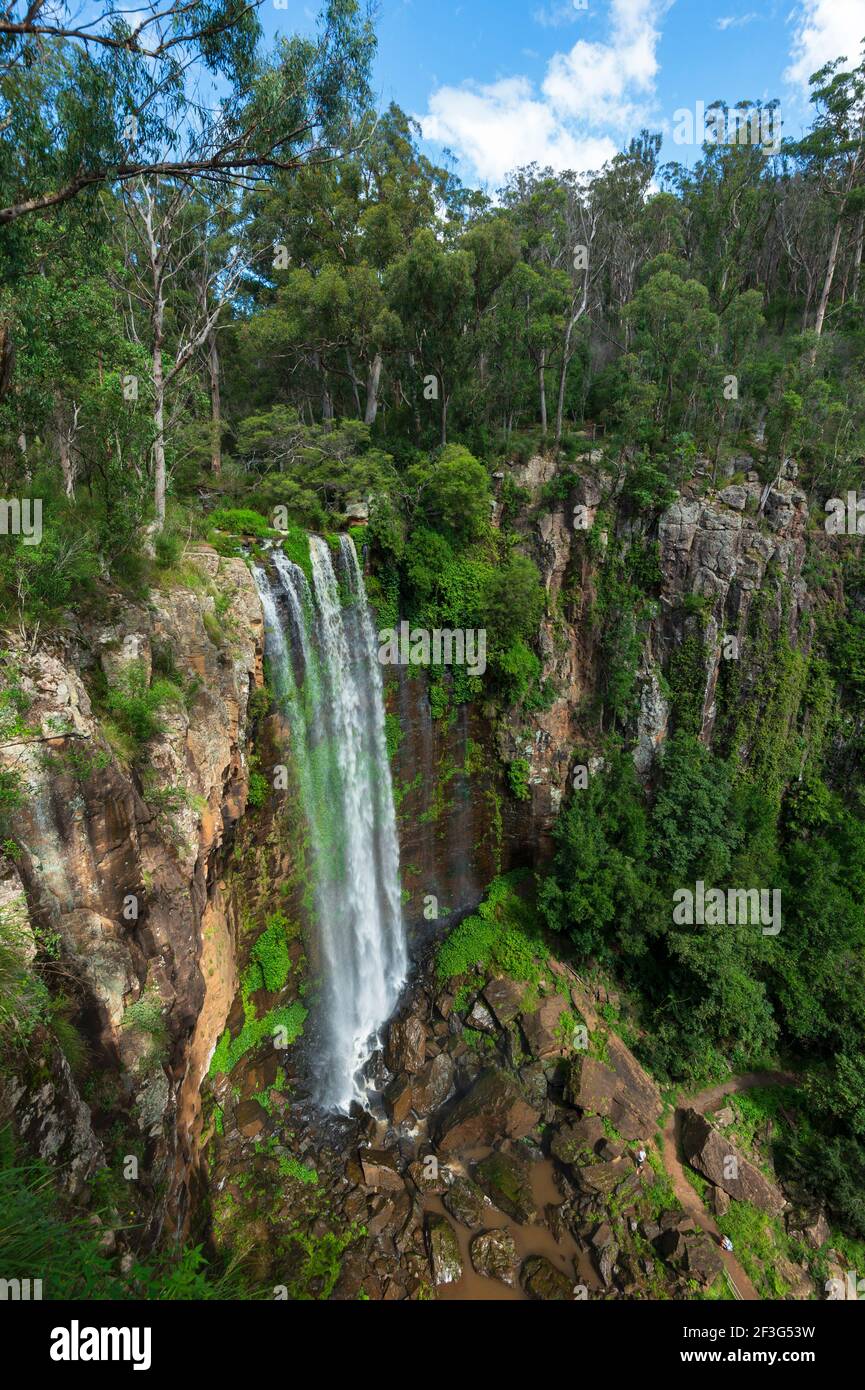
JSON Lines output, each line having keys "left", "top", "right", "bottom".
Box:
{"left": 254, "top": 535, "right": 407, "bottom": 1112}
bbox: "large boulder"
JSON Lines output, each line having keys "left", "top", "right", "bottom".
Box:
{"left": 573, "top": 1159, "right": 630, "bottom": 1197}
{"left": 359, "top": 1148, "right": 404, "bottom": 1193}
{"left": 566, "top": 1056, "right": 616, "bottom": 1114}
{"left": 520, "top": 1255, "right": 574, "bottom": 1300}
{"left": 425, "top": 1214, "right": 463, "bottom": 1286}
{"left": 659, "top": 1229, "right": 723, "bottom": 1287}
{"left": 680, "top": 1110, "right": 785, "bottom": 1216}
{"left": 412, "top": 1053, "right": 454, "bottom": 1118}
{"left": 406, "top": 1156, "right": 448, "bottom": 1196}
{"left": 383, "top": 1073, "right": 413, "bottom": 1125}
{"left": 484, "top": 977, "right": 528, "bottom": 1027}
{"left": 443, "top": 1176, "right": 491, "bottom": 1230}
{"left": 550, "top": 1116, "right": 605, "bottom": 1167}
{"left": 604, "top": 1033, "right": 663, "bottom": 1139}
{"left": 565, "top": 1043, "right": 662, "bottom": 1141}
{"left": 473, "top": 1149, "right": 537, "bottom": 1223}
{"left": 466, "top": 999, "right": 497, "bottom": 1034}
{"left": 235, "top": 1099, "right": 266, "bottom": 1140}
{"left": 470, "top": 1229, "right": 518, "bottom": 1286}
{"left": 434, "top": 1068, "right": 540, "bottom": 1153}
{"left": 787, "top": 1205, "right": 830, "bottom": 1251}
{"left": 386, "top": 1013, "right": 427, "bottom": 1074}
{"left": 521, "top": 994, "right": 570, "bottom": 1059}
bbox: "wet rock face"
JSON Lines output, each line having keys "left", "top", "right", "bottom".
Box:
{"left": 520, "top": 1255, "right": 574, "bottom": 1301}
{"left": 470, "top": 1229, "right": 517, "bottom": 1286}
{"left": 473, "top": 1150, "right": 537, "bottom": 1223}
{"left": 434, "top": 1067, "right": 541, "bottom": 1153}
{"left": 411, "top": 1052, "right": 454, "bottom": 1118}
{"left": 0, "top": 548, "right": 263, "bottom": 1227}
{"left": 681, "top": 1109, "right": 786, "bottom": 1216}
{"left": 442, "top": 1175, "right": 491, "bottom": 1230}
{"left": 425, "top": 1213, "right": 463, "bottom": 1286}
{"left": 385, "top": 1013, "right": 426, "bottom": 1075}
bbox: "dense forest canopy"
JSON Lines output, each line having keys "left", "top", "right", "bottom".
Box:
{"left": 3, "top": 2, "right": 865, "bottom": 1243}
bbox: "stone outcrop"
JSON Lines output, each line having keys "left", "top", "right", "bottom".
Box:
{"left": 473, "top": 1149, "right": 537, "bottom": 1223}
{"left": 566, "top": 1041, "right": 662, "bottom": 1141}
{"left": 385, "top": 1012, "right": 427, "bottom": 1075}
{"left": 520, "top": 994, "right": 570, "bottom": 1058}
{"left": 0, "top": 548, "right": 263, "bottom": 1232}
{"left": 681, "top": 1109, "right": 786, "bottom": 1216}
{"left": 442, "top": 1175, "right": 491, "bottom": 1229}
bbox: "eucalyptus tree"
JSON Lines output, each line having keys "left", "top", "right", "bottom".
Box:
{"left": 111, "top": 177, "right": 251, "bottom": 535}
{"left": 0, "top": 0, "right": 376, "bottom": 225}
{"left": 792, "top": 45, "right": 865, "bottom": 345}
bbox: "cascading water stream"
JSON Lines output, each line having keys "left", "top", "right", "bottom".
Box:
{"left": 254, "top": 535, "right": 407, "bottom": 1113}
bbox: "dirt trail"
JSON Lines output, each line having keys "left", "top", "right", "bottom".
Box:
{"left": 660, "top": 1070, "right": 798, "bottom": 1302}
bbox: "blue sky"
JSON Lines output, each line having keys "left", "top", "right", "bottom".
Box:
{"left": 272, "top": 0, "right": 865, "bottom": 192}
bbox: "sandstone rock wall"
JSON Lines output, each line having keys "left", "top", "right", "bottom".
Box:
{"left": 0, "top": 547, "right": 263, "bottom": 1233}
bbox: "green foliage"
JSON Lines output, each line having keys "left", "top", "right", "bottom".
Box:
{"left": 209, "top": 507, "right": 273, "bottom": 538}
{"left": 247, "top": 771, "right": 268, "bottom": 808}
{"left": 651, "top": 732, "right": 741, "bottom": 881}
{"left": 247, "top": 912, "right": 292, "bottom": 993}
{"left": 248, "top": 684, "right": 273, "bottom": 722}
{"left": 0, "top": 899, "right": 49, "bottom": 1055}
{"left": 282, "top": 1224, "right": 363, "bottom": 1300}
{"left": 278, "top": 1154, "right": 319, "bottom": 1186}
{"left": 103, "top": 661, "right": 183, "bottom": 754}
{"left": 539, "top": 752, "right": 652, "bottom": 959}
{"left": 592, "top": 539, "right": 660, "bottom": 726}
{"left": 506, "top": 757, "right": 531, "bottom": 801}
{"left": 435, "top": 872, "right": 546, "bottom": 983}
{"left": 278, "top": 525, "right": 313, "bottom": 584}
{"left": 209, "top": 1002, "right": 307, "bottom": 1078}
{"left": 668, "top": 633, "right": 708, "bottom": 735}
{"left": 384, "top": 711, "right": 402, "bottom": 760}
{"left": 415, "top": 445, "right": 492, "bottom": 540}
{"left": 0, "top": 1130, "right": 251, "bottom": 1299}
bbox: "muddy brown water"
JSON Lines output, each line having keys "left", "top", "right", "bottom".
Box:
{"left": 425, "top": 1153, "right": 599, "bottom": 1301}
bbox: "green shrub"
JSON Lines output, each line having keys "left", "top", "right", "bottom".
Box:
{"left": 209, "top": 1002, "right": 306, "bottom": 1078}
{"left": 209, "top": 507, "right": 273, "bottom": 538}
{"left": 247, "top": 771, "right": 268, "bottom": 808}
{"left": 0, "top": 900, "right": 48, "bottom": 1052}
{"left": 507, "top": 758, "right": 531, "bottom": 801}
{"left": 103, "top": 661, "right": 183, "bottom": 750}
{"left": 435, "top": 872, "right": 544, "bottom": 983}
{"left": 248, "top": 912, "right": 292, "bottom": 993}
{"left": 278, "top": 1154, "right": 319, "bottom": 1185}
{"left": 248, "top": 684, "right": 272, "bottom": 722}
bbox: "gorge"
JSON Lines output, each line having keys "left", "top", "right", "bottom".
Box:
{"left": 2, "top": 1, "right": 865, "bottom": 1313}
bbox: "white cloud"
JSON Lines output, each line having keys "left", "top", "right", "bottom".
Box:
{"left": 533, "top": 1, "right": 591, "bottom": 28}
{"left": 542, "top": 0, "right": 667, "bottom": 127}
{"left": 785, "top": 0, "right": 865, "bottom": 92}
{"left": 418, "top": 0, "right": 666, "bottom": 185}
{"left": 422, "top": 77, "right": 617, "bottom": 183}
{"left": 716, "top": 12, "right": 759, "bottom": 31}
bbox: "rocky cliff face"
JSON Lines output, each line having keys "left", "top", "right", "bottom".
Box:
{"left": 0, "top": 546, "right": 263, "bottom": 1234}
{"left": 494, "top": 453, "right": 815, "bottom": 819}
